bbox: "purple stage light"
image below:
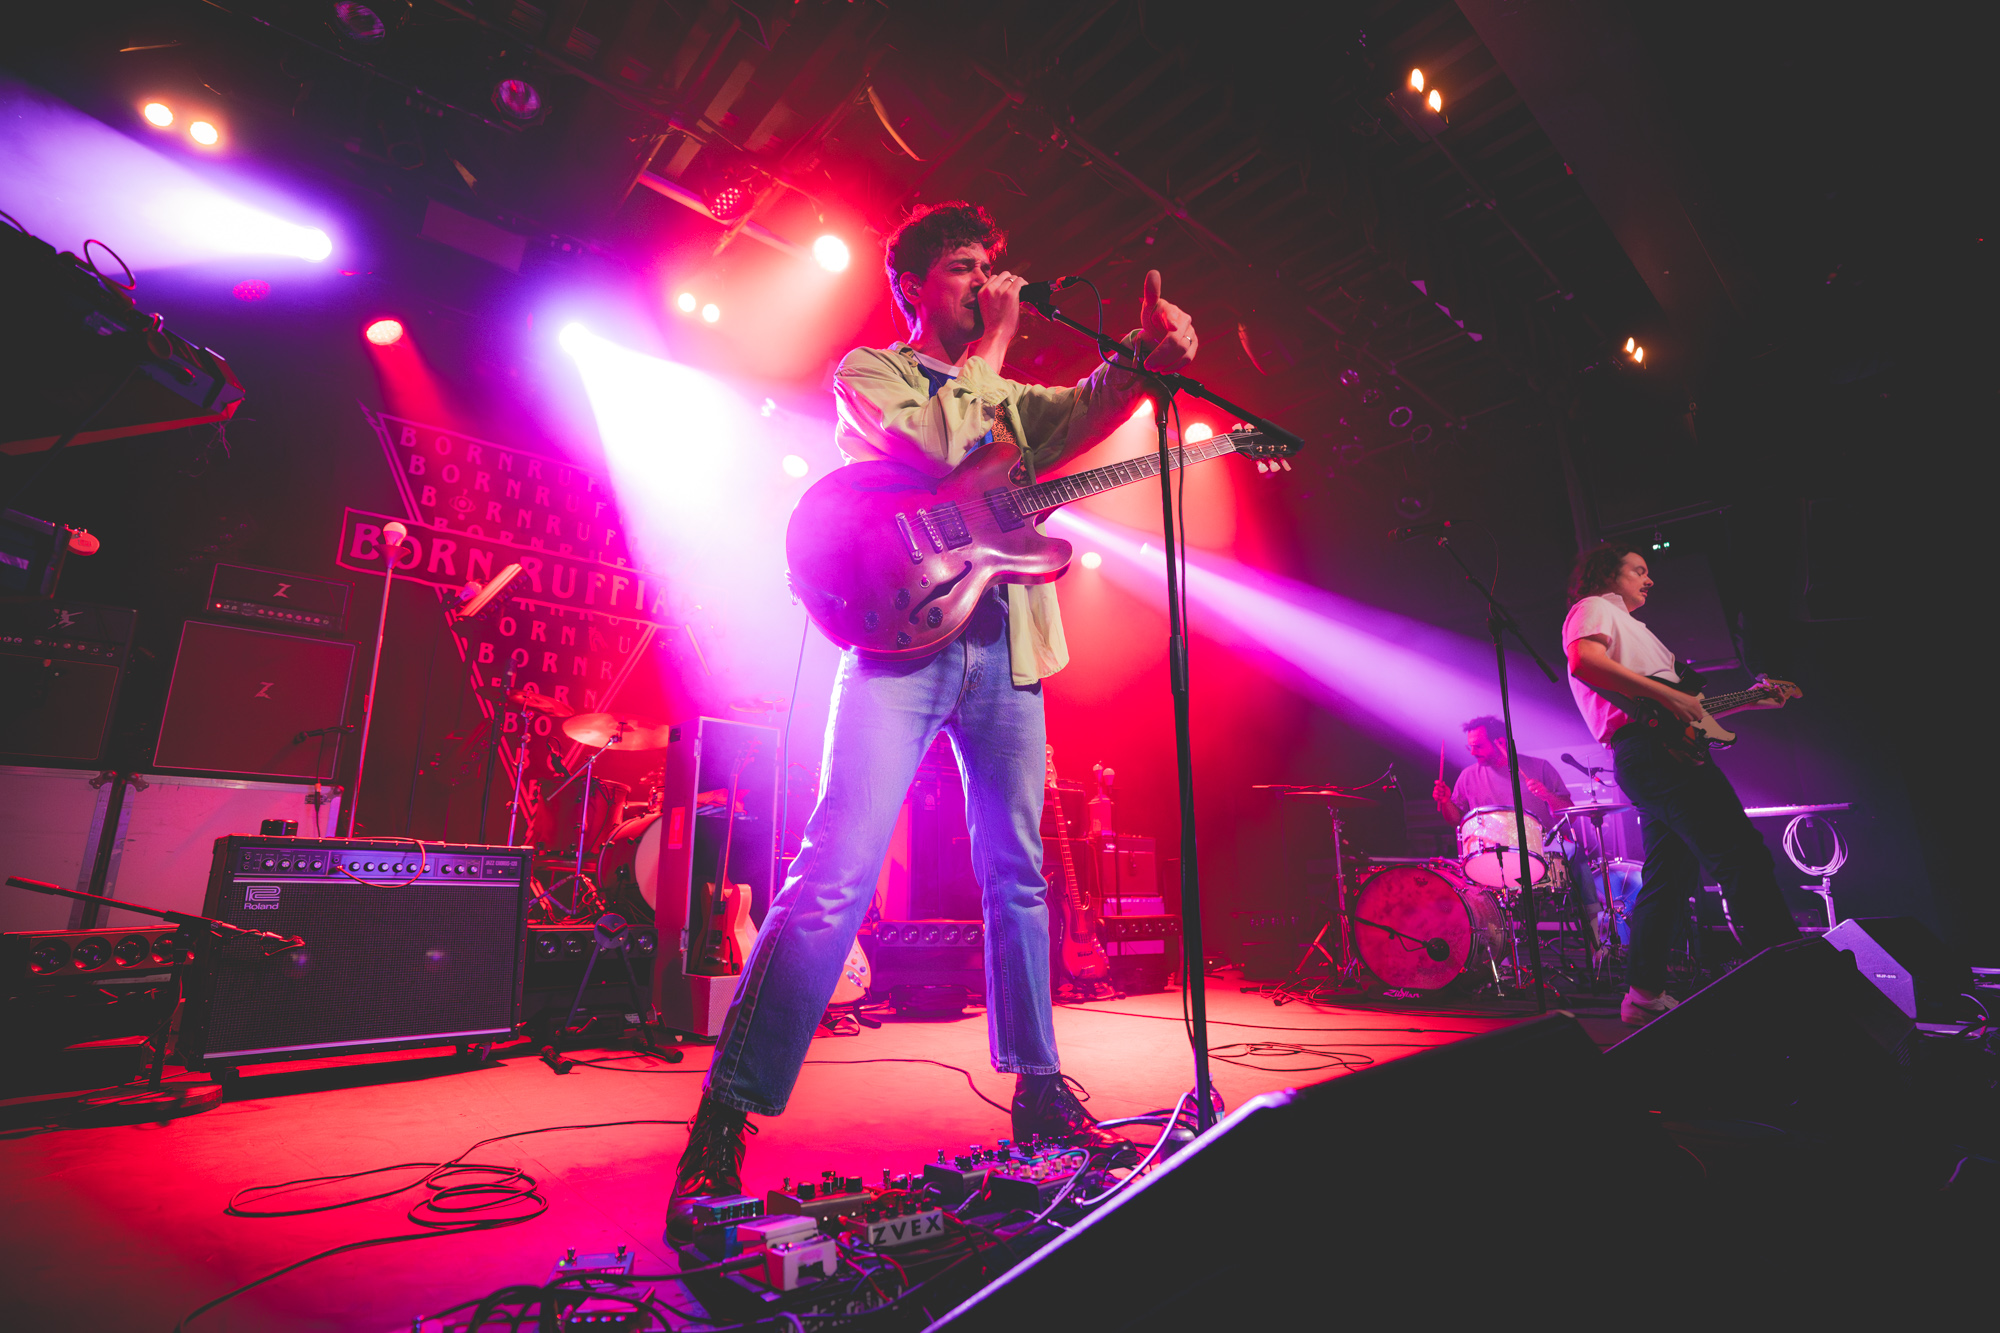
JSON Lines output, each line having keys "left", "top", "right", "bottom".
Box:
{"left": 2, "top": 74, "right": 334, "bottom": 269}
{"left": 1050, "top": 510, "right": 1592, "bottom": 754}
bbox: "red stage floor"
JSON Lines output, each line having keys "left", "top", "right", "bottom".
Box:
{"left": 0, "top": 980, "right": 1611, "bottom": 1331}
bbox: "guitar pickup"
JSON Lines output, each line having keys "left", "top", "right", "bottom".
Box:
{"left": 892, "top": 513, "right": 924, "bottom": 563}
{"left": 920, "top": 503, "right": 972, "bottom": 550}
{"left": 984, "top": 489, "right": 1026, "bottom": 532}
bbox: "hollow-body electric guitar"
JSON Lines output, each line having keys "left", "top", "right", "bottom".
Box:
{"left": 1620, "top": 667, "right": 1803, "bottom": 764}
{"left": 786, "top": 428, "right": 1294, "bottom": 658}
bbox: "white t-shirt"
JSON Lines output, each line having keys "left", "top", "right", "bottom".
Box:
{"left": 1560, "top": 593, "right": 1679, "bottom": 743}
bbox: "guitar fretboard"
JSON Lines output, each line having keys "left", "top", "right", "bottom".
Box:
{"left": 1013, "top": 433, "right": 1244, "bottom": 514}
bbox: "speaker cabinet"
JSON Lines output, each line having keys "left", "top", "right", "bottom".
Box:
{"left": 1604, "top": 937, "right": 1914, "bottom": 1118}
{"left": 152, "top": 621, "right": 354, "bottom": 779}
{"left": 178, "top": 836, "right": 528, "bottom": 1068}
{"left": 1825, "top": 916, "right": 1973, "bottom": 1024}
{"left": 933, "top": 1016, "right": 1686, "bottom": 1327}
{"left": 0, "top": 600, "right": 136, "bottom": 767}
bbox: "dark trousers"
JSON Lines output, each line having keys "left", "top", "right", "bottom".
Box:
{"left": 1610, "top": 729, "right": 1800, "bottom": 992}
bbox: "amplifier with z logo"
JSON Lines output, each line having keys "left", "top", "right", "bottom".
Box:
{"left": 207, "top": 563, "right": 351, "bottom": 635}
{"left": 153, "top": 621, "right": 355, "bottom": 779}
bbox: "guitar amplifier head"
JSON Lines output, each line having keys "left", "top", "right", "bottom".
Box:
{"left": 178, "top": 836, "right": 529, "bottom": 1068}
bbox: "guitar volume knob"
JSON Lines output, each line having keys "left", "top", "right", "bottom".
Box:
{"left": 894, "top": 588, "right": 910, "bottom": 610}
{"left": 895, "top": 632, "right": 911, "bottom": 648}
{"left": 926, "top": 606, "right": 943, "bottom": 628}
{"left": 863, "top": 610, "right": 880, "bottom": 631}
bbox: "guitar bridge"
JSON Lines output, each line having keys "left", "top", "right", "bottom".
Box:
{"left": 892, "top": 513, "right": 924, "bottom": 564}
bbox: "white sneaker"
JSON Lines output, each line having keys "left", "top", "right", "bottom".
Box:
{"left": 1620, "top": 991, "right": 1680, "bottom": 1026}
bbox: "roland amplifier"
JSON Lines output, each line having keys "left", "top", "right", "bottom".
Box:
{"left": 178, "top": 836, "right": 529, "bottom": 1070}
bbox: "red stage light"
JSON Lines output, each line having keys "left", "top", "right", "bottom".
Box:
{"left": 143, "top": 102, "right": 174, "bottom": 128}
{"left": 676, "top": 291, "right": 697, "bottom": 313}
{"left": 1427, "top": 89, "right": 1442, "bottom": 113}
{"left": 782, "top": 454, "right": 809, "bottom": 478}
{"left": 701, "top": 303, "right": 721, "bottom": 324}
{"left": 1409, "top": 69, "right": 1425, "bottom": 93}
{"left": 1080, "top": 551, "right": 1103, "bottom": 570}
{"left": 189, "top": 120, "right": 220, "bottom": 147}
{"left": 364, "top": 318, "right": 405, "bottom": 346}
{"left": 1182, "top": 423, "right": 1214, "bottom": 443}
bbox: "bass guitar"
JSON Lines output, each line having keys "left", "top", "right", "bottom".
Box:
{"left": 1619, "top": 666, "right": 1802, "bottom": 764}
{"left": 786, "top": 428, "right": 1295, "bottom": 658}
{"left": 1045, "top": 745, "right": 1109, "bottom": 985}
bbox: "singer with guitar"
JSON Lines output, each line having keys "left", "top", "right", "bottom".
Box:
{"left": 1561, "top": 545, "right": 1803, "bottom": 1025}
{"left": 669, "top": 202, "right": 1198, "bottom": 1217}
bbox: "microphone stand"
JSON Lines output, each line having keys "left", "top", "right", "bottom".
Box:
{"left": 5, "top": 876, "right": 305, "bottom": 1094}
{"left": 1426, "top": 533, "right": 1560, "bottom": 1012}
{"left": 1025, "top": 295, "right": 1304, "bottom": 1131}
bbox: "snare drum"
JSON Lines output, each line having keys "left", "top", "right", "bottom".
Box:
{"left": 1353, "top": 860, "right": 1510, "bottom": 991}
{"left": 1456, "top": 806, "right": 1547, "bottom": 889}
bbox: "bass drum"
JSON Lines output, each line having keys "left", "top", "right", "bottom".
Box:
{"left": 595, "top": 812, "right": 660, "bottom": 924}
{"left": 1353, "top": 861, "right": 1511, "bottom": 991}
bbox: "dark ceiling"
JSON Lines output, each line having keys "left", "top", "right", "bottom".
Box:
{"left": 6, "top": 0, "right": 1973, "bottom": 539}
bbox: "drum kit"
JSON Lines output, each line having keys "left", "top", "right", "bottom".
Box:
{"left": 478, "top": 683, "right": 676, "bottom": 925}
{"left": 1262, "top": 782, "right": 1638, "bottom": 996}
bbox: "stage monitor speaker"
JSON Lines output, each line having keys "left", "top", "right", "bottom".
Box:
{"left": 1603, "top": 937, "right": 1914, "bottom": 1119}
{"left": 177, "top": 836, "right": 528, "bottom": 1069}
{"left": 1825, "top": 916, "right": 1974, "bottom": 1023}
{"left": 933, "top": 1015, "right": 1687, "bottom": 1327}
{"left": 0, "top": 600, "right": 137, "bottom": 767}
{"left": 152, "top": 621, "right": 355, "bottom": 779}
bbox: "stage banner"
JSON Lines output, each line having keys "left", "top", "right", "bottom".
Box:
{"left": 355, "top": 406, "right": 678, "bottom": 844}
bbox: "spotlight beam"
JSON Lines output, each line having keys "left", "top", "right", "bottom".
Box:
{"left": 1051, "top": 510, "right": 1588, "bottom": 751}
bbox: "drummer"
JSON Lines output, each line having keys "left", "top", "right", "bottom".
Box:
{"left": 1430, "top": 716, "right": 1573, "bottom": 829}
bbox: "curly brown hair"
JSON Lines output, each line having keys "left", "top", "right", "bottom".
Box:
{"left": 1567, "top": 542, "right": 1641, "bottom": 604}
{"left": 884, "top": 201, "right": 1006, "bottom": 325}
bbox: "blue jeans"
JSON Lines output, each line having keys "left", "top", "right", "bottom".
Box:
{"left": 704, "top": 593, "right": 1057, "bottom": 1116}
{"left": 1611, "top": 729, "right": 1800, "bottom": 992}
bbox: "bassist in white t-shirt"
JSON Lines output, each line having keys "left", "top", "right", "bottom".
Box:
{"left": 1560, "top": 545, "right": 1801, "bottom": 1025}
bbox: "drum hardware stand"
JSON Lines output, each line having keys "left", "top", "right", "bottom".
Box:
{"left": 539, "top": 912, "right": 681, "bottom": 1073}
{"left": 1296, "top": 808, "right": 1365, "bottom": 988}
{"left": 1424, "top": 532, "right": 1561, "bottom": 1013}
{"left": 1027, "top": 289, "right": 1304, "bottom": 1132}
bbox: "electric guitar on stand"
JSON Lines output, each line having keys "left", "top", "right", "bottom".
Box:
{"left": 1046, "top": 745, "right": 1110, "bottom": 987}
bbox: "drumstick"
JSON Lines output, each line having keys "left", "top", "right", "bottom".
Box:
{"left": 1437, "top": 741, "right": 1446, "bottom": 785}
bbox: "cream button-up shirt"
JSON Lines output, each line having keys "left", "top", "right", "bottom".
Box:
{"left": 830, "top": 338, "right": 1153, "bottom": 685}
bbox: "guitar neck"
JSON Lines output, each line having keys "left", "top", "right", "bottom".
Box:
{"left": 1701, "top": 686, "right": 1771, "bottom": 714}
{"left": 1013, "top": 434, "right": 1245, "bottom": 514}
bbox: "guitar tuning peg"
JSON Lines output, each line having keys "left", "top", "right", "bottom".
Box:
{"left": 1280, "top": 458, "right": 1292, "bottom": 471}
{"left": 1256, "top": 460, "right": 1269, "bottom": 473}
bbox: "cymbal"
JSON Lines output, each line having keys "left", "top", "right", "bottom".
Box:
{"left": 1253, "top": 784, "right": 1379, "bottom": 807}
{"left": 476, "top": 685, "right": 574, "bottom": 718}
{"left": 562, "top": 712, "right": 673, "bottom": 751}
{"left": 1560, "top": 801, "right": 1633, "bottom": 817}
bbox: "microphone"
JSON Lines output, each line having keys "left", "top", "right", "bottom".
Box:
{"left": 454, "top": 563, "right": 523, "bottom": 620}
{"left": 1387, "top": 520, "right": 1453, "bottom": 542}
{"left": 1561, "top": 752, "right": 1606, "bottom": 777}
{"left": 381, "top": 520, "right": 410, "bottom": 549}
{"left": 294, "top": 724, "right": 357, "bottom": 744}
{"left": 1020, "top": 275, "right": 1085, "bottom": 307}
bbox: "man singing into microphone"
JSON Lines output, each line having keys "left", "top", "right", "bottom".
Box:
{"left": 668, "top": 202, "right": 1198, "bottom": 1217}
